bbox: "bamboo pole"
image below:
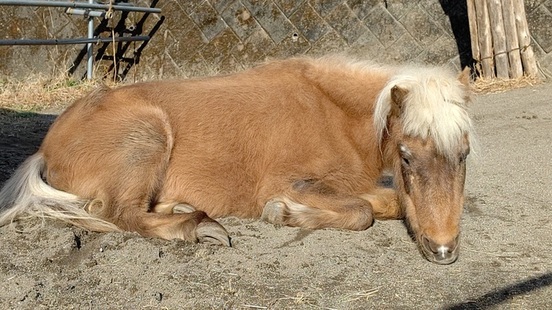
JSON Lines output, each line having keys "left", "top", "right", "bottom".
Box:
{"left": 474, "top": 0, "right": 495, "bottom": 78}
{"left": 487, "top": 0, "right": 509, "bottom": 79}
{"left": 502, "top": 0, "right": 523, "bottom": 78}
{"left": 512, "top": 0, "right": 538, "bottom": 76}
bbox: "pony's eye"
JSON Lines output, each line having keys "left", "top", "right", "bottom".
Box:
{"left": 398, "top": 144, "right": 412, "bottom": 167}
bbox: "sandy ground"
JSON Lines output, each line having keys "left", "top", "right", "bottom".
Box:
{"left": 0, "top": 82, "right": 551, "bottom": 309}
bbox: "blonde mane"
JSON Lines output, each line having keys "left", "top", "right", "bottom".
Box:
{"left": 374, "top": 65, "right": 474, "bottom": 159}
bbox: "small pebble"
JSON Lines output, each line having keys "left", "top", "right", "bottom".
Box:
{"left": 154, "top": 292, "right": 163, "bottom": 302}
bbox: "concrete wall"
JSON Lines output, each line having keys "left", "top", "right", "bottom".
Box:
{"left": 1, "top": 0, "right": 551, "bottom": 81}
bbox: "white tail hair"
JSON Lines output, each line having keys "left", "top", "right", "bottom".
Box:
{"left": 0, "top": 153, "right": 120, "bottom": 232}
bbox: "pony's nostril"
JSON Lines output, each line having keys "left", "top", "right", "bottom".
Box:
{"left": 422, "top": 235, "right": 458, "bottom": 254}
{"left": 422, "top": 235, "right": 439, "bottom": 254}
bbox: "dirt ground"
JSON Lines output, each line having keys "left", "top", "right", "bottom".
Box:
{"left": 0, "top": 82, "right": 551, "bottom": 309}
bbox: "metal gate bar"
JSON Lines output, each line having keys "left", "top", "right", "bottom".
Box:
{"left": 0, "top": 36, "right": 151, "bottom": 45}
{"left": 0, "top": 0, "right": 161, "bottom": 13}
{"left": 0, "top": 0, "right": 161, "bottom": 79}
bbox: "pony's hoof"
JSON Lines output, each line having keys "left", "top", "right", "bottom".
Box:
{"left": 84, "top": 199, "right": 104, "bottom": 215}
{"left": 261, "top": 199, "right": 286, "bottom": 225}
{"left": 196, "top": 221, "right": 232, "bottom": 247}
{"left": 173, "top": 203, "right": 196, "bottom": 214}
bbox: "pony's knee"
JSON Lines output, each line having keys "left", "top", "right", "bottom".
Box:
{"left": 360, "top": 188, "right": 403, "bottom": 220}
{"left": 344, "top": 200, "right": 374, "bottom": 230}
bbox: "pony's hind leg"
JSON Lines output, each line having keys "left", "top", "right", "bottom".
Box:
{"left": 63, "top": 103, "right": 230, "bottom": 246}
{"left": 85, "top": 192, "right": 230, "bottom": 245}
{"left": 153, "top": 202, "right": 196, "bottom": 214}
{"left": 133, "top": 210, "right": 231, "bottom": 246}
{"left": 261, "top": 179, "right": 374, "bottom": 231}
{"left": 148, "top": 202, "right": 231, "bottom": 244}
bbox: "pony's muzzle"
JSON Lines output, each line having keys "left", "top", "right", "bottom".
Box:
{"left": 421, "top": 235, "right": 460, "bottom": 265}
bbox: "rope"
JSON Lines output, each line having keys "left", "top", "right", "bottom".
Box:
{"left": 476, "top": 44, "right": 533, "bottom": 61}
{"left": 103, "top": 0, "right": 117, "bottom": 81}
{"left": 105, "top": 0, "right": 114, "bottom": 19}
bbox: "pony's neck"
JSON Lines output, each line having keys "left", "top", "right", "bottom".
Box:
{"left": 304, "top": 57, "right": 393, "bottom": 117}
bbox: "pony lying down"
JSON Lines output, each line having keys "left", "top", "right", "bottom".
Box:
{"left": 0, "top": 56, "right": 474, "bottom": 264}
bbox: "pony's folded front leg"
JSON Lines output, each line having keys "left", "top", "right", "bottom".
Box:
{"left": 359, "top": 187, "right": 404, "bottom": 220}
{"left": 261, "top": 180, "right": 374, "bottom": 231}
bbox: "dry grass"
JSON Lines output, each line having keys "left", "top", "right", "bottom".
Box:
{"left": 0, "top": 72, "right": 545, "bottom": 112}
{"left": 0, "top": 74, "right": 112, "bottom": 112}
{"left": 472, "top": 75, "right": 543, "bottom": 94}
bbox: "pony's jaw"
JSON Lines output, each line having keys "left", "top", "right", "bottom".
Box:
{"left": 401, "top": 192, "right": 460, "bottom": 265}
{"left": 402, "top": 195, "right": 461, "bottom": 265}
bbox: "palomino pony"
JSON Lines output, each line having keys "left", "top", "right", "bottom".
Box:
{"left": 0, "top": 56, "right": 474, "bottom": 264}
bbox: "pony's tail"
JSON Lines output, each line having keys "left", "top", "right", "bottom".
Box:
{"left": 0, "top": 153, "right": 120, "bottom": 232}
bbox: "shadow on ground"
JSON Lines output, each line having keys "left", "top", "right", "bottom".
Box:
{"left": 0, "top": 109, "right": 56, "bottom": 183}
{"left": 446, "top": 272, "right": 552, "bottom": 309}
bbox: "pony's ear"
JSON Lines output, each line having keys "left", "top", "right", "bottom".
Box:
{"left": 458, "top": 67, "right": 471, "bottom": 87}
{"left": 458, "top": 67, "right": 473, "bottom": 105}
{"left": 390, "top": 85, "right": 408, "bottom": 116}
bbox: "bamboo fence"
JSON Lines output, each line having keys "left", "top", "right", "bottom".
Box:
{"left": 467, "top": 0, "right": 538, "bottom": 79}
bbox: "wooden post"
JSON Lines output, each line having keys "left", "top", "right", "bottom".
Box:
{"left": 502, "top": 0, "right": 523, "bottom": 78}
{"left": 474, "top": 0, "right": 495, "bottom": 78}
{"left": 467, "top": 0, "right": 480, "bottom": 73}
{"left": 487, "top": 0, "right": 510, "bottom": 79}
{"left": 512, "top": 0, "right": 538, "bottom": 76}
